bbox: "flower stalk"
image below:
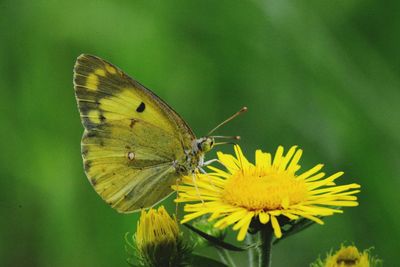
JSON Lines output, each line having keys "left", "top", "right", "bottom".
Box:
{"left": 259, "top": 225, "right": 274, "bottom": 267}
{"left": 246, "top": 234, "right": 258, "bottom": 267}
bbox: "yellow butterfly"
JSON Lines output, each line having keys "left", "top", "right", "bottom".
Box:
{"left": 73, "top": 54, "right": 246, "bottom": 213}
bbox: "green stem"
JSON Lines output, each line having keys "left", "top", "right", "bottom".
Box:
{"left": 224, "top": 249, "right": 238, "bottom": 267}
{"left": 259, "top": 226, "right": 274, "bottom": 267}
{"left": 217, "top": 247, "right": 237, "bottom": 267}
{"left": 216, "top": 248, "right": 229, "bottom": 266}
{"left": 246, "top": 234, "right": 258, "bottom": 267}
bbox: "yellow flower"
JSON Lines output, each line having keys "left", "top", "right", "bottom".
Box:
{"left": 135, "top": 206, "right": 188, "bottom": 267}
{"left": 174, "top": 145, "right": 361, "bottom": 241}
{"left": 311, "top": 245, "right": 382, "bottom": 267}
{"left": 136, "top": 206, "right": 179, "bottom": 249}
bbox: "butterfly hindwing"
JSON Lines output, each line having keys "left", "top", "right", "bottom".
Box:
{"left": 74, "top": 54, "right": 195, "bottom": 213}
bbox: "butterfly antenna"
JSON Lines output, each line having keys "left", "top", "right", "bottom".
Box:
{"left": 207, "top": 107, "right": 248, "bottom": 136}
{"left": 212, "top": 135, "right": 241, "bottom": 140}
{"left": 175, "top": 178, "right": 180, "bottom": 217}
{"left": 214, "top": 141, "right": 237, "bottom": 146}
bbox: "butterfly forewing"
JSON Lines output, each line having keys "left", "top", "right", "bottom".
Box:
{"left": 74, "top": 54, "right": 195, "bottom": 213}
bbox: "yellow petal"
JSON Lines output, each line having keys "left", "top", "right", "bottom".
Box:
{"left": 234, "top": 145, "right": 251, "bottom": 169}
{"left": 278, "top": 146, "right": 297, "bottom": 171}
{"left": 217, "top": 152, "right": 240, "bottom": 173}
{"left": 255, "top": 150, "right": 271, "bottom": 168}
{"left": 233, "top": 211, "right": 254, "bottom": 230}
{"left": 287, "top": 149, "right": 303, "bottom": 173}
{"left": 272, "top": 146, "right": 284, "bottom": 167}
{"left": 297, "top": 164, "right": 324, "bottom": 180}
{"left": 237, "top": 216, "right": 252, "bottom": 241}
{"left": 270, "top": 215, "right": 282, "bottom": 238}
{"left": 259, "top": 212, "right": 270, "bottom": 224}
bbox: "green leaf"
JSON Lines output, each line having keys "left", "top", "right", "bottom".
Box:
{"left": 184, "top": 223, "right": 245, "bottom": 252}
{"left": 273, "top": 218, "right": 317, "bottom": 244}
{"left": 191, "top": 254, "right": 228, "bottom": 267}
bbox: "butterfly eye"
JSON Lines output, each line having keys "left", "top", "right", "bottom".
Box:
{"left": 197, "top": 141, "right": 203, "bottom": 151}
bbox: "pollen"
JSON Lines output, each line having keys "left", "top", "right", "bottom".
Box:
{"left": 222, "top": 168, "right": 307, "bottom": 211}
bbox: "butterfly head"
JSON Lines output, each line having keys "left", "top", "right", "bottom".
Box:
{"left": 195, "top": 107, "right": 248, "bottom": 154}
{"left": 196, "top": 137, "right": 215, "bottom": 153}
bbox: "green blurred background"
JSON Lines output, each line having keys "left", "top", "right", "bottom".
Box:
{"left": 1, "top": 0, "right": 399, "bottom": 266}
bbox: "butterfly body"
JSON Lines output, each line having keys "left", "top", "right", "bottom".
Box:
{"left": 176, "top": 137, "right": 216, "bottom": 175}
{"left": 74, "top": 54, "right": 214, "bottom": 213}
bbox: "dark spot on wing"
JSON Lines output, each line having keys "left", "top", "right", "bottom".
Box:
{"left": 86, "top": 132, "right": 97, "bottom": 138}
{"left": 81, "top": 148, "right": 88, "bottom": 156}
{"left": 90, "top": 178, "right": 97, "bottom": 185}
{"left": 99, "top": 114, "right": 106, "bottom": 122}
{"left": 136, "top": 102, "right": 145, "bottom": 113}
{"left": 84, "top": 160, "right": 91, "bottom": 170}
{"left": 129, "top": 118, "right": 137, "bottom": 128}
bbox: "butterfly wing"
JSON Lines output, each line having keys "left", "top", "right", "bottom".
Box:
{"left": 74, "top": 54, "right": 195, "bottom": 213}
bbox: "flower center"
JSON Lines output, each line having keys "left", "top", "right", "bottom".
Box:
{"left": 221, "top": 167, "right": 307, "bottom": 211}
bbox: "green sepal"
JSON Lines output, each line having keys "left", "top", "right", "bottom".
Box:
{"left": 125, "top": 232, "right": 140, "bottom": 267}
{"left": 125, "top": 231, "right": 193, "bottom": 267}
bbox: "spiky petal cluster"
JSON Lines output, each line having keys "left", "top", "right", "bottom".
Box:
{"left": 175, "top": 145, "right": 360, "bottom": 241}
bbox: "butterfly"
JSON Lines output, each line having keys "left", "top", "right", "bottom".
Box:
{"left": 73, "top": 54, "right": 246, "bottom": 213}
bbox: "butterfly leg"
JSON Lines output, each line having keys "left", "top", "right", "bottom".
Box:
{"left": 202, "top": 158, "right": 220, "bottom": 167}
{"left": 204, "top": 159, "right": 230, "bottom": 173}
{"left": 199, "top": 167, "right": 207, "bottom": 174}
{"left": 198, "top": 164, "right": 220, "bottom": 192}
{"left": 175, "top": 177, "right": 182, "bottom": 217}
{"left": 191, "top": 173, "right": 205, "bottom": 204}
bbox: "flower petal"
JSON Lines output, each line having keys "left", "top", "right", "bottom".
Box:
{"left": 259, "top": 212, "right": 270, "bottom": 224}
{"left": 237, "top": 216, "right": 252, "bottom": 241}
{"left": 255, "top": 149, "right": 271, "bottom": 169}
{"left": 287, "top": 149, "right": 303, "bottom": 173}
{"left": 171, "top": 145, "right": 360, "bottom": 243}
{"left": 272, "top": 146, "right": 284, "bottom": 167}
{"left": 270, "top": 215, "right": 282, "bottom": 238}
{"left": 279, "top": 145, "right": 297, "bottom": 171}
{"left": 297, "top": 164, "right": 324, "bottom": 180}
{"left": 234, "top": 145, "right": 251, "bottom": 169}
